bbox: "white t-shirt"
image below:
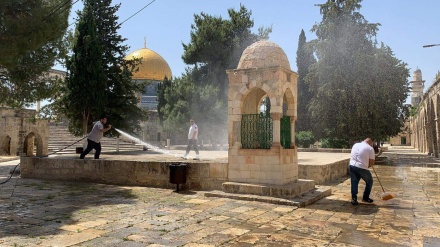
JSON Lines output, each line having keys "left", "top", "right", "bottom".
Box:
{"left": 349, "top": 141, "right": 375, "bottom": 169}
{"left": 188, "top": 123, "right": 198, "bottom": 140}
{"left": 88, "top": 121, "right": 104, "bottom": 143}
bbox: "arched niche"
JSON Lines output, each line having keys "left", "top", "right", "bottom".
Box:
{"left": 23, "top": 132, "right": 44, "bottom": 157}
{"left": 0, "top": 135, "right": 11, "bottom": 155}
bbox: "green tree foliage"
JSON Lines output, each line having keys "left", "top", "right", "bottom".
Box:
{"left": 0, "top": 0, "right": 70, "bottom": 107}
{"left": 295, "top": 131, "right": 315, "bottom": 148}
{"left": 158, "top": 5, "right": 271, "bottom": 143}
{"left": 295, "top": 29, "right": 316, "bottom": 132}
{"left": 306, "top": 0, "right": 409, "bottom": 145}
{"left": 158, "top": 72, "right": 193, "bottom": 141}
{"left": 59, "top": 0, "right": 146, "bottom": 136}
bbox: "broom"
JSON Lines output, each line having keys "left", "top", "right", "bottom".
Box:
{"left": 372, "top": 166, "right": 394, "bottom": 200}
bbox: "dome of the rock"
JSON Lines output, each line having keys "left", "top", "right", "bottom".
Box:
{"left": 125, "top": 48, "right": 172, "bottom": 81}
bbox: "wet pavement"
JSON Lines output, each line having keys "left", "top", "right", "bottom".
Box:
{"left": 1, "top": 146, "right": 440, "bottom": 246}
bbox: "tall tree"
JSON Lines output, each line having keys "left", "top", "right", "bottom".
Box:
{"left": 306, "top": 0, "right": 409, "bottom": 145}
{"left": 295, "top": 29, "right": 316, "bottom": 132}
{"left": 59, "top": 0, "right": 145, "bottom": 136}
{"left": 160, "top": 5, "right": 271, "bottom": 144}
{"left": 0, "top": 0, "right": 70, "bottom": 107}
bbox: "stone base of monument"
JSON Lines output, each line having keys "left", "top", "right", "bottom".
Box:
{"left": 204, "top": 180, "right": 331, "bottom": 207}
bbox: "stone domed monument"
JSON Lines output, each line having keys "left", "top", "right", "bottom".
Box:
{"left": 224, "top": 40, "right": 324, "bottom": 201}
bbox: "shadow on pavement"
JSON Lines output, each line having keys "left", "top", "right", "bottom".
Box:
{"left": 0, "top": 177, "right": 140, "bottom": 239}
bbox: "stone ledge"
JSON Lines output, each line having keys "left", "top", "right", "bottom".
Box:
{"left": 204, "top": 185, "right": 331, "bottom": 207}
{"left": 222, "top": 180, "right": 315, "bottom": 199}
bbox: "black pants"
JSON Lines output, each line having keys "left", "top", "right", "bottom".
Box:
{"left": 185, "top": 139, "right": 199, "bottom": 155}
{"left": 349, "top": 165, "right": 373, "bottom": 200}
{"left": 80, "top": 139, "right": 101, "bottom": 159}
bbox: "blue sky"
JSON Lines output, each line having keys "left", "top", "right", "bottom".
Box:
{"left": 66, "top": 0, "right": 440, "bottom": 97}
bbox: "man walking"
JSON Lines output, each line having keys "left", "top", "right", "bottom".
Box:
{"left": 349, "top": 138, "right": 375, "bottom": 205}
{"left": 182, "top": 119, "right": 200, "bottom": 160}
{"left": 80, "top": 114, "right": 112, "bottom": 159}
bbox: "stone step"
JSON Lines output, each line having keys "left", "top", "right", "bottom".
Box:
{"left": 204, "top": 185, "right": 332, "bottom": 207}
{"left": 222, "top": 180, "right": 316, "bottom": 199}
{"left": 47, "top": 124, "right": 144, "bottom": 155}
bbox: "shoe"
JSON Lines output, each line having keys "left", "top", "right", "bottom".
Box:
{"left": 181, "top": 155, "right": 188, "bottom": 159}
{"left": 362, "top": 198, "right": 374, "bottom": 203}
{"left": 193, "top": 155, "right": 200, "bottom": 160}
{"left": 351, "top": 198, "right": 358, "bottom": 205}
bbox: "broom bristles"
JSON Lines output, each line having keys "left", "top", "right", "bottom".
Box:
{"left": 381, "top": 193, "right": 394, "bottom": 200}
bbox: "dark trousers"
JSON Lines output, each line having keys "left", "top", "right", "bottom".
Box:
{"left": 185, "top": 139, "right": 199, "bottom": 155}
{"left": 349, "top": 165, "right": 373, "bottom": 200}
{"left": 80, "top": 139, "right": 102, "bottom": 159}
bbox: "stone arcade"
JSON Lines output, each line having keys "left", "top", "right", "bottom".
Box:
{"left": 0, "top": 107, "right": 48, "bottom": 157}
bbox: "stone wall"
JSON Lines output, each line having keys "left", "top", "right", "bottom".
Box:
{"left": 20, "top": 157, "right": 228, "bottom": 190}
{"left": 298, "top": 159, "right": 350, "bottom": 185}
{"left": 0, "top": 107, "right": 48, "bottom": 156}
{"left": 410, "top": 76, "right": 440, "bottom": 156}
{"left": 20, "top": 156, "right": 349, "bottom": 188}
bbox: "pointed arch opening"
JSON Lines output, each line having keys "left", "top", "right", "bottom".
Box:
{"left": 241, "top": 88, "right": 273, "bottom": 149}
{"left": 23, "top": 132, "right": 44, "bottom": 157}
{"left": 0, "top": 135, "right": 11, "bottom": 155}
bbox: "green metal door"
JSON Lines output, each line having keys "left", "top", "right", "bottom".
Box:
{"left": 280, "top": 116, "right": 291, "bottom": 149}
{"left": 241, "top": 114, "right": 273, "bottom": 149}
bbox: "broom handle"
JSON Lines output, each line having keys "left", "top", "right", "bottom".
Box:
{"left": 372, "top": 166, "right": 386, "bottom": 193}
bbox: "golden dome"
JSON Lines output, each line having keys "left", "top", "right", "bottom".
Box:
{"left": 125, "top": 48, "right": 172, "bottom": 81}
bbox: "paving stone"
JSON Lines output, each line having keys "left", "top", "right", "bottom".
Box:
{"left": 2, "top": 147, "right": 440, "bottom": 246}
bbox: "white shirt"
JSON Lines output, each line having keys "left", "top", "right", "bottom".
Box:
{"left": 188, "top": 123, "right": 198, "bottom": 140}
{"left": 349, "top": 141, "right": 375, "bottom": 169}
{"left": 88, "top": 121, "right": 104, "bottom": 143}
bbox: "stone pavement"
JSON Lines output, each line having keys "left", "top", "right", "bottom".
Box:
{"left": 1, "top": 146, "right": 440, "bottom": 246}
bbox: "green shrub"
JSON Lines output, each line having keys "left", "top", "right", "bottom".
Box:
{"left": 295, "top": 131, "right": 315, "bottom": 148}
{"left": 320, "top": 138, "right": 349, "bottom": 149}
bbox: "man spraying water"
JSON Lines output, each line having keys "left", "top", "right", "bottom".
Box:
{"left": 80, "top": 114, "right": 112, "bottom": 159}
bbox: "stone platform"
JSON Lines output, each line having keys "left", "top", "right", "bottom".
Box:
{"left": 17, "top": 149, "right": 350, "bottom": 207}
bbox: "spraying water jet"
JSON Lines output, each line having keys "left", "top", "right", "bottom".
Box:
{"left": 114, "top": 128, "right": 172, "bottom": 155}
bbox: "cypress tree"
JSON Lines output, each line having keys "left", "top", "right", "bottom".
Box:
{"left": 307, "top": 0, "right": 409, "bottom": 145}
{"left": 296, "top": 29, "right": 316, "bottom": 132}
{"left": 60, "top": 0, "right": 146, "bottom": 136}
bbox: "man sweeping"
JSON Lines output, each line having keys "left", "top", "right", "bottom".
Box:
{"left": 349, "top": 138, "right": 375, "bottom": 205}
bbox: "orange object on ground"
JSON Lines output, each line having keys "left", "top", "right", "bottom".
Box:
{"left": 372, "top": 166, "right": 395, "bottom": 201}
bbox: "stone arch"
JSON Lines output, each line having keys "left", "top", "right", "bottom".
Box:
{"left": 283, "top": 86, "right": 295, "bottom": 117}
{"left": 423, "top": 109, "right": 428, "bottom": 153}
{"left": 436, "top": 95, "right": 440, "bottom": 156}
{"left": 23, "top": 132, "right": 44, "bottom": 157}
{"left": 429, "top": 98, "right": 438, "bottom": 157}
{"left": 241, "top": 87, "right": 269, "bottom": 114}
{"left": 280, "top": 87, "right": 296, "bottom": 149}
{"left": 0, "top": 135, "right": 12, "bottom": 155}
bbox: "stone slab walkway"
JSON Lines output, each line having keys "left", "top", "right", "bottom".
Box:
{"left": 1, "top": 146, "right": 440, "bottom": 246}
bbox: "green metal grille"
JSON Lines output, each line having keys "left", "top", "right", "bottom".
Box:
{"left": 280, "top": 116, "right": 291, "bottom": 149}
{"left": 241, "top": 114, "right": 273, "bottom": 149}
